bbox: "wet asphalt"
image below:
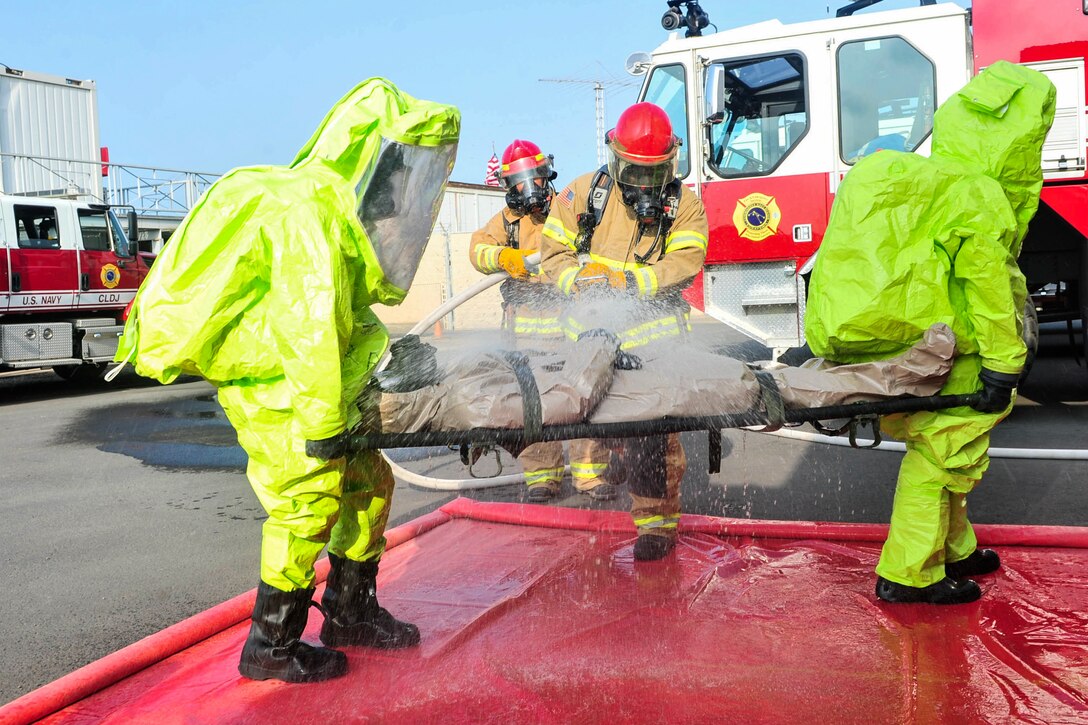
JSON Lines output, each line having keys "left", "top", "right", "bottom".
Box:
{"left": 1, "top": 319, "right": 1086, "bottom": 704}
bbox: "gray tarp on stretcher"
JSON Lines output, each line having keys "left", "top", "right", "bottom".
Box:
{"left": 378, "top": 324, "right": 957, "bottom": 434}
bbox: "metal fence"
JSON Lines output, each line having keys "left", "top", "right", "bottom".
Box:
{"left": 0, "top": 152, "right": 220, "bottom": 219}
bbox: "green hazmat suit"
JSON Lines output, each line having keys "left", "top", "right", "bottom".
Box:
{"left": 116, "top": 78, "right": 460, "bottom": 591}
{"left": 805, "top": 61, "right": 1055, "bottom": 588}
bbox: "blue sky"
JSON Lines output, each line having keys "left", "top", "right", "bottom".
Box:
{"left": 6, "top": 0, "right": 967, "bottom": 185}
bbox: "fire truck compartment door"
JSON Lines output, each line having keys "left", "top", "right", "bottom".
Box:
{"left": 1028, "top": 58, "right": 1087, "bottom": 178}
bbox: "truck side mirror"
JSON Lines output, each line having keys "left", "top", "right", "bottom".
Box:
{"left": 127, "top": 210, "right": 139, "bottom": 243}
{"left": 705, "top": 64, "right": 725, "bottom": 120}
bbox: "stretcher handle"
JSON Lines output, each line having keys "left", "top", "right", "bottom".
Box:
{"left": 325, "top": 392, "right": 983, "bottom": 452}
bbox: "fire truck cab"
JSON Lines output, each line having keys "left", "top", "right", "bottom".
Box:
{"left": 636, "top": 0, "right": 1088, "bottom": 365}
{"left": 0, "top": 192, "right": 148, "bottom": 380}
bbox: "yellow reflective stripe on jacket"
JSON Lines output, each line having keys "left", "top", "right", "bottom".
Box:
{"left": 664, "top": 230, "right": 708, "bottom": 254}
{"left": 475, "top": 244, "right": 504, "bottom": 272}
{"left": 570, "top": 460, "right": 608, "bottom": 481}
{"left": 543, "top": 219, "right": 577, "bottom": 250}
{"left": 524, "top": 466, "right": 564, "bottom": 486}
{"left": 632, "top": 267, "right": 658, "bottom": 296}
{"left": 583, "top": 254, "right": 658, "bottom": 296}
{"left": 557, "top": 266, "right": 580, "bottom": 295}
{"left": 586, "top": 252, "right": 639, "bottom": 271}
{"left": 633, "top": 514, "right": 681, "bottom": 530}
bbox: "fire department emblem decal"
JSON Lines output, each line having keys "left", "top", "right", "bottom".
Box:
{"left": 733, "top": 193, "right": 782, "bottom": 241}
{"left": 101, "top": 264, "right": 121, "bottom": 289}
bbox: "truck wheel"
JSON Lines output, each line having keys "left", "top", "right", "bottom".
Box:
{"left": 52, "top": 363, "right": 106, "bottom": 383}
{"left": 1019, "top": 301, "right": 1039, "bottom": 386}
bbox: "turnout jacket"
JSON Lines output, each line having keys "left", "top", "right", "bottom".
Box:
{"left": 540, "top": 171, "right": 708, "bottom": 348}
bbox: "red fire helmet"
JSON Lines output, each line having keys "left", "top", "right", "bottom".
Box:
{"left": 498, "top": 139, "right": 554, "bottom": 185}
{"left": 606, "top": 103, "right": 679, "bottom": 166}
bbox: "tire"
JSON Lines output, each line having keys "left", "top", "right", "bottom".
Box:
{"left": 52, "top": 362, "right": 107, "bottom": 383}
{"left": 1019, "top": 301, "right": 1039, "bottom": 386}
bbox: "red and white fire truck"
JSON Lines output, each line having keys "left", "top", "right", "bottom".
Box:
{"left": 0, "top": 193, "right": 147, "bottom": 380}
{"left": 635, "top": 0, "right": 1088, "bottom": 368}
{"left": 1, "top": 66, "right": 152, "bottom": 380}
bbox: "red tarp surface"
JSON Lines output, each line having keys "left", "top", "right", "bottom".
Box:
{"left": 5, "top": 499, "right": 1088, "bottom": 724}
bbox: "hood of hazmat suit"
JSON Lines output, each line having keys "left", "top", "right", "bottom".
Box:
{"left": 116, "top": 78, "right": 459, "bottom": 439}
{"left": 805, "top": 61, "right": 1055, "bottom": 376}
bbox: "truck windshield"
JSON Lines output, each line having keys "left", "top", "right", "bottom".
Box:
{"left": 642, "top": 64, "right": 690, "bottom": 178}
{"left": 77, "top": 208, "right": 133, "bottom": 256}
{"left": 108, "top": 209, "right": 133, "bottom": 257}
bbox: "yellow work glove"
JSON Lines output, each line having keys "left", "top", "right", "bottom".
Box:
{"left": 572, "top": 262, "right": 612, "bottom": 293}
{"left": 498, "top": 247, "right": 530, "bottom": 279}
{"left": 606, "top": 270, "right": 630, "bottom": 290}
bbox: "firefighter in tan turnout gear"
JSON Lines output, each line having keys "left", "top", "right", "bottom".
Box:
{"left": 470, "top": 140, "right": 612, "bottom": 502}
{"left": 540, "top": 103, "right": 709, "bottom": 560}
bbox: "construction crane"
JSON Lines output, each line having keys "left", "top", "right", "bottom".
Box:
{"left": 539, "top": 77, "right": 639, "bottom": 166}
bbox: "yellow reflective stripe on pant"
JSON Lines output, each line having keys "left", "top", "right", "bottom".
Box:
{"left": 524, "top": 466, "right": 564, "bottom": 486}
{"left": 632, "top": 514, "right": 681, "bottom": 530}
{"left": 571, "top": 460, "right": 607, "bottom": 481}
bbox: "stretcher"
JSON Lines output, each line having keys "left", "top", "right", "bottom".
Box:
{"left": 328, "top": 323, "right": 980, "bottom": 471}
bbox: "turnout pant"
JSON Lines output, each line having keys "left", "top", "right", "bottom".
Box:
{"left": 610, "top": 433, "right": 686, "bottom": 539}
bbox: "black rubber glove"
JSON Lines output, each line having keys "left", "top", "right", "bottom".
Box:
{"left": 614, "top": 349, "right": 643, "bottom": 371}
{"left": 971, "top": 367, "right": 1018, "bottom": 413}
{"left": 375, "top": 334, "right": 440, "bottom": 393}
{"left": 305, "top": 431, "right": 351, "bottom": 460}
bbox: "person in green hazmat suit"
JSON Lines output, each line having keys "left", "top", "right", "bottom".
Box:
{"left": 116, "top": 79, "right": 459, "bottom": 680}
{"left": 805, "top": 61, "right": 1055, "bottom": 605}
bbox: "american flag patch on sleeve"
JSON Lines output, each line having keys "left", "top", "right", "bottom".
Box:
{"left": 558, "top": 186, "right": 575, "bottom": 208}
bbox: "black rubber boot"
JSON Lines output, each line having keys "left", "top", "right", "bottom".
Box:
{"left": 585, "top": 484, "right": 617, "bottom": 501}
{"left": 945, "top": 549, "right": 1001, "bottom": 580}
{"left": 238, "top": 582, "right": 347, "bottom": 683}
{"left": 875, "top": 576, "right": 981, "bottom": 604}
{"left": 527, "top": 484, "right": 557, "bottom": 503}
{"left": 634, "top": 534, "right": 675, "bottom": 561}
{"left": 319, "top": 554, "right": 421, "bottom": 649}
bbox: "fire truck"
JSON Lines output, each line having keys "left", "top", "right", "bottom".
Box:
{"left": 0, "top": 193, "right": 146, "bottom": 380}
{"left": 1, "top": 66, "right": 150, "bottom": 381}
{"left": 633, "top": 0, "right": 1088, "bottom": 373}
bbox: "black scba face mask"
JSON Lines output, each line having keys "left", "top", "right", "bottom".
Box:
{"left": 620, "top": 184, "right": 666, "bottom": 225}
{"left": 506, "top": 183, "right": 551, "bottom": 216}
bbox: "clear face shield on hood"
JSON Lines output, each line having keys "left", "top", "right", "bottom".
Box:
{"left": 356, "top": 137, "right": 457, "bottom": 292}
